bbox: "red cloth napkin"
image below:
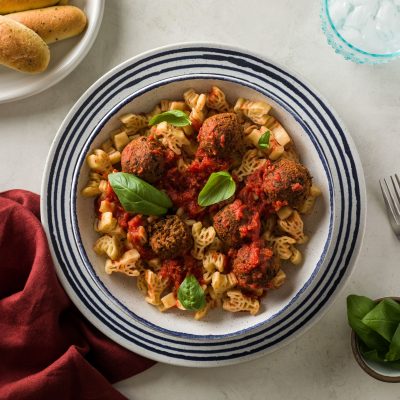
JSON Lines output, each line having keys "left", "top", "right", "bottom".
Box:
{"left": 0, "top": 190, "right": 155, "bottom": 400}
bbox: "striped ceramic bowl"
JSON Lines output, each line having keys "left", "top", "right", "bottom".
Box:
{"left": 41, "top": 43, "right": 366, "bottom": 367}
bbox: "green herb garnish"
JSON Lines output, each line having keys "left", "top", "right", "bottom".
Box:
{"left": 387, "top": 325, "right": 400, "bottom": 362}
{"left": 108, "top": 172, "right": 172, "bottom": 216}
{"left": 177, "top": 275, "right": 206, "bottom": 311}
{"left": 347, "top": 295, "right": 388, "bottom": 352}
{"left": 258, "top": 129, "right": 271, "bottom": 149}
{"left": 347, "top": 295, "right": 400, "bottom": 368}
{"left": 197, "top": 171, "right": 236, "bottom": 207}
{"left": 148, "top": 110, "right": 191, "bottom": 127}
{"left": 361, "top": 298, "right": 400, "bottom": 342}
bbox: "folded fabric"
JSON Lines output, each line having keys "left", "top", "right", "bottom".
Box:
{"left": 0, "top": 190, "right": 155, "bottom": 400}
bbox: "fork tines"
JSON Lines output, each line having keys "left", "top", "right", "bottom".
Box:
{"left": 380, "top": 174, "right": 400, "bottom": 238}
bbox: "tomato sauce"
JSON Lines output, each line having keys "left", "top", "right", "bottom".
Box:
{"left": 159, "top": 255, "right": 203, "bottom": 293}
{"left": 101, "top": 181, "right": 131, "bottom": 229}
{"left": 291, "top": 182, "right": 303, "bottom": 192}
{"left": 161, "top": 155, "right": 229, "bottom": 218}
{"left": 238, "top": 163, "right": 274, "bottom": 217}
{"left": 238, "top": 209, "right": 261, "bottom": 241}
{"left": 125, "top": 215, "right": 155, "bottom": 260}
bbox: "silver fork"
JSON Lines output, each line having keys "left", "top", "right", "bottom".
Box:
{"left": 380, "top": 174, "right": 400, "bottom": 239}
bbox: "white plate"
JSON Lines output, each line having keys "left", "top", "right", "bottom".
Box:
{"left": 41, "top": 43, "right": 366, "bottom": 367}
{"left": 0, "top": 0, "right": 104, "bottom": 104}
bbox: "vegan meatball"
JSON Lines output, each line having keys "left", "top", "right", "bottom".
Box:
{"left": 232, "top": 241, "right": 280, "bottom": 291}
{"left": 148, "top": 215, "right": 193, "bottom": 259}
{"left": 213, "top": 199, "right": 261, "bottom": 248}
{"left": 197, "top": 113, "right": 243, "bottom": 160}
{"left": 263, "top": 158, "right": 311, "bottom": 209}
{"left": 121, "top": 136, "right": 165, "bottom": 183}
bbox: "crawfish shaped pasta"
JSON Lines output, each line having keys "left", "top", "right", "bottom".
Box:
{"left": 223, "top": 290, "right": 260, "bottom": 316}
{"left": 94, "top": 235, "right": 121, "bottom": 261}
{"left": 278, "top": 211, "right": 308, "bottom": 244}
{"left": 151, "top": 121, "right": 190, "bottom": 155}
{"left": 206, "top": 86, "right": 230, "bottom": 112}
{"left": 144, "top": 269, "right": 169, "bottom": 306}
{"left": 202, "top": 250, "right": 227, "bottom": 284}
{"left": 233, "top": 149, "right": 266, "bottom": 181}
{"left": 105, "top": 249, "right": 142, "bottom": 277}
{"left": 191, "top": 222, "right": 216, "bottom": 260}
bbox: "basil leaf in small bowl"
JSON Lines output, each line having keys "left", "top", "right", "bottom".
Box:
{"left": 108, "top": 172, "right": 172, "bottom": 216}
{"left": 198, "top": 171, "right": 236, "bottom": 207}
{"left": 347, "top": 295, "right": 388, "bottom": 352}
{"left": 348, "top": 295, "right": 400, "bottom": 382}
{"left": 386, "top": 325, "right": 400, "bottom": 362}
{"left": 361, "top": 298, "right": 400, "bottom": 342}
{"left": 258, "top": 129, "right": 271, "bottom": 149}
{"left": 177, "top": 275, "right": 206, "bottom": 311}
{"left": 148, "top": 110, "right": 191, "bottom": 127}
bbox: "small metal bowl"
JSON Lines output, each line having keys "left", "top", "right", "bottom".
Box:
{"left": 351, "top": 297, "right": 400, "bottom": 383}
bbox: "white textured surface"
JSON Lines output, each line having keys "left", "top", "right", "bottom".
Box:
{"left": 1, "top": 0, "right": 400, "bottom": 398}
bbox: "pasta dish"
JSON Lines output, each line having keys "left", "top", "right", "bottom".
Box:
{"left": 81, "top": 86, "right": 321, "bottom": 320}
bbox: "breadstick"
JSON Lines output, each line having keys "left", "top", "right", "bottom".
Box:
{"left": 7, "top": 5, "right": 87, "bottom": 44}
{"left": 0, "top": 15, "right": 50, "bottom": 73}
{"left": 0, "top": 0, "right": 59, "bottom": 14}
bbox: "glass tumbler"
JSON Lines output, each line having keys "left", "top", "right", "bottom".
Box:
{"left": 321, "top": 0, "right": 400, "bottom": 64}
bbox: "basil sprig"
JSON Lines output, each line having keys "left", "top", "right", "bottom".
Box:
{"left": 177, "top": 275, "right": 206, "bottom": 311}
{"left": 108, "top": 172, "right": 172, "bottom": 216}
{"left": 361, "top": 299, "right": 400, "bottom": 342}
{"left": 347, "top": 295, "right": 388, "bottom": 352}
{"left": 347, "top": 295, "right": 400, "bottom": 368}
{"left": 198, "top": 171, "right": 236, "bottom": 207}
{"left": 148, "top": 110, "right": 191, "bottom": 127}
{"left": 258, "top": 129, "right": 271, "bottom": 149}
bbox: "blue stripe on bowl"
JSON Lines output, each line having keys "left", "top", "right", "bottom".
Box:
{"left": 43, "top": 45, "right": 363, "bottom": 363}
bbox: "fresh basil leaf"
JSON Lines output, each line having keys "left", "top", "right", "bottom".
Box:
{"left": 347, "top": 295, "right": 376, "bottom": 318}
{"left": 108, "top": 172, "right": 172, "bottom": 216}
{"left": 362, "top": 348, "right": 400, "bottom": 370}
{"left": 198, "top": 171, "right": 236, "bottom": 207}
{"left": 347, "top": 295, "right": 389, "bottom": 352}
{"left": 362, "top": 299, "right": 400, "bottom": 342}
{"left": 148, "top": 110, "right": 191, "bottom": 127}
{"left": 358, "top": 339, "right": 387, "bottom": 360}
{"left": 385, "top": 360, "right": 400, "bottom": 370}
{"left": 177, "top": 275, "right": 206, "bottom": 311}
{"left": 386, "top": 324, "right": 400, "bottom": 361}
{"left": 258, "top": 129, "right": 271, "bottom": 149}
{"left": 362, "top": 348, "right": 386, "bottom": 362}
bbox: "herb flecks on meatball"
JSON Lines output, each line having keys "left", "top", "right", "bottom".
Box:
{"left": 232, "top": 241, "right": 280, "bottom": 291}
{"left": 197, "top": 113, "right": 243, "bottom": 160}
{"left": 121, "top": 136, "right": 165, "bottom": 183}
{"left": 263, "top": 158, "right": 311, "bottom": 209}
{"left": 148, "top": 215, "right": 193, "bottom": 259}
{"left": 212, "top": 199, "right": 261, "bottom": 248}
